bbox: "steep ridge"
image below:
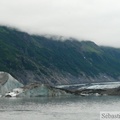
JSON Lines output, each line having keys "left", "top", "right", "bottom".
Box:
{"left": 0, "top": 26, "right": 120, "bottom": 85}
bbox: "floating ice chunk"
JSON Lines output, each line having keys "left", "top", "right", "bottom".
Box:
{"left": 5, "top": 92, "right": 17, "bottom": 97}
{"left": 0, "top": 72, "right": 23, "bottom": 95}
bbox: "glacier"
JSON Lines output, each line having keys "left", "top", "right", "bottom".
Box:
{"left": 1, "top": 71, "right": 120, "bottom": 97}
{"left": 0, "top": 72, "right": 71, "bottom": 97}
{"left": 18, "top": 83, "right": 71, "bottom": 97}
{"left": 5, "top": 83, "right": 71, "bottom": 97}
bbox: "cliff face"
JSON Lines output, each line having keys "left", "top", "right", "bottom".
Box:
{"left": 0, "top": 26, "right": 120, "bottom": 85}
{"left": 0, "top": 72, "right": 23, "bottom": 95}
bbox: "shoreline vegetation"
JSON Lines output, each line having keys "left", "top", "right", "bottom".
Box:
{"left": 1, "top": 26, "right": 120, "bottom": 97}
{"left": 0, "top": 26, "right": 120, "bottom": 85}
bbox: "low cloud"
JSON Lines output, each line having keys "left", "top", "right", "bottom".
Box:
{"left": 0, "top": 0, "right": 120, "bottom": 47}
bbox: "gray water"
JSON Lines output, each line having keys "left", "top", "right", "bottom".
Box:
{"left": 0, "top": 96, "right": 120, "bottom": 120}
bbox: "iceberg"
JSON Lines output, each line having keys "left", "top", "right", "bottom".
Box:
{"left": 18, "top": 83, "right": 71, "bottom": 97}
{"left": 0, "top": 72, "right": 23, "bottom": 96}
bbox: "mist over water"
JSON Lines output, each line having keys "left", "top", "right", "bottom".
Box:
{"left": 0, "top": 96, "right": 120, "bottom": 120}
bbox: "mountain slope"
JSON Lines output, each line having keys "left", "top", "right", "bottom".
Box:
{"left": 0, "top": 26, "right": 120, "bottom": 85}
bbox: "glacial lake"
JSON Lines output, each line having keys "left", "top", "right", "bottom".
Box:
{"left": 0, "top": 96, "right": 120, "bottom": 120}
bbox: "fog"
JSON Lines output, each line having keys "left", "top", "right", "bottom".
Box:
{"left": 0, "top": 0, "right": 120, "bottom": 47}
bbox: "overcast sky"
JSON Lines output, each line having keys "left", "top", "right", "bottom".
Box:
{"left": 0, "top": 0, "right": 120, "bottom": 47}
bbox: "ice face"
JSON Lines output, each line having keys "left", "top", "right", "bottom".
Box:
{"left": 18, "top": 84, "right": 69, "bottom": 97}
{"left": 0, "top": 72, "right": 23, "bottom": 95}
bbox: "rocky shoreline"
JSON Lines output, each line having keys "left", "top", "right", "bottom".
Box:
{"left": 72, "top": 87, "right": 120, "bottom": 96}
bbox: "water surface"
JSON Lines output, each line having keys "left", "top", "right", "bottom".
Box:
{"left": 0, "top": 96, "right": 120, "bottom": 120}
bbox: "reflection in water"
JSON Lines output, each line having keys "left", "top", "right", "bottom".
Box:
{"left": 0, "top": 96, "right": 120, "bottom": 120}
